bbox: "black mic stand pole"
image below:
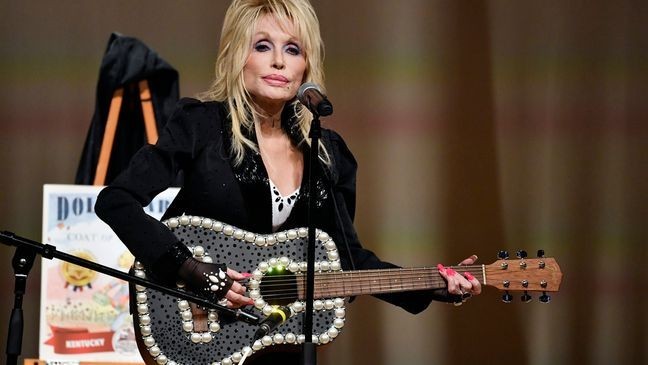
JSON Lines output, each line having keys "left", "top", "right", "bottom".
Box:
{"left": 302, "top": 114, "right": 321, "bottom": 365}
{"left": 0, "top": 231, "right": 260, "bottom": 365}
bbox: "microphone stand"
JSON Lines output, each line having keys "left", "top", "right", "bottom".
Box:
{"left": 302, "top": 113, "right": 321, "bottom": 365}
{"left": 0, "top": 231, "right": 260, "bottom": 365}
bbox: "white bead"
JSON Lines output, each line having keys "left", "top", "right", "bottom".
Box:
{"left": 255, "top": 236, "right": 266, "bottom": 246}
{"left": 334, "top": 298, "right": 344, "bottom": 308}
{"left": 134, "top": 261, "right": 144, "bottom": 269}
{"left": 242, "top": 346, "right": 253, "bottom": 356}
{"left": 179, "top": 216, "right": 190, "bottom": 225}
{"left": 254, "top": 299, "right": 266, "bottom": 309}
{"left": 168, "top": 361, "right": 177, "bottom": 365}
{"left": 312, "top": 335, "right": 319, "bottom": 344}
{"left": 249, "top": 290, "right": 260, "bottom": 299}
{"left": 299, "top": 262, "right": 307, "bottom": 272}
{"left": 140, "top": 325, "right": 151, "bottom": 336}
{"left": 285, "top": 333, "right": 296, "bottom": 343}
{"left": 190, "top": 333, "right": 202, "bottom": 343}
{"left": 156, "top": 355, "right": 168, "bottom": 364}
{"left": 223, "top": 226, "right": 234, "bottom": 236}
{"left": 319, "top": 333, "right": 330, "bottom": 344}
{"left": 193, "top": 246, "right": 205, "bottom": 257}
{"left": 233, "top": 230, "right": 244, "bottom": 240}
{"left": 288, "top": 262, "right": 299, "bottom": 272}
{"left": 139, "top": 315, "right": 151, "bottom": 325}
{"left": 334, "top": 318, "right": 344, "bottom": 329}
{"left": 330, "top": 261, "right": 341, "bottom": 271}
{"left": 279, "top": 257, "right": 290, "bottom": 266}
{"left": 258, "top": 262, "right": 269, "bottom": 272}
{"left": 324, "top": 300, "right": 334, "bottom": 310}
{"left": 201, "top": 333, "right": 213, "bottom": 343}
{"left": 176, "top": 280, "right": 185, "bottom": 288}
{"left": 273, "top": 333, "right": 284, "bottom": 344}
{"left": 335, "top": 308, "right": 345, "bottom": 318}
{"left": 298, "top": 228, "right": 308, "bottom": 237}
{"left": 314, "top": 300, "right": 324, "bottom": 310}
{"left": 178, "top": 300, "right": 189, "bottom": 310}
{"left": 262, "top": 305, "right": 274, "bottom": 316}
{"left": 276, "top": 232, "right": 287, "bottom": 242}
{"left": 209, "top": 322, "right": 221, "bottom": 332}
{"left": 222, "top": 358, "right": 233, "bottom": 365}
{"left": 269, "top": 258, "right": 278, "bottom": 267}
{"left": 168, "top": 218, "right": 179, "bottom": 228}
{"left": 253, "top": 270, "right": 263, "bottom": 280}
{"left": 213, "top": 221, "right": 223, "bottom": 232}
{"left": 143, "top": 336, "right": 155, "bottom": 347}
{"left": 292, "top": 302, "right": 304, "bottom": 312}
{"left": 182, "top": 321, "right": 193, "bottom": 332}
{"left": 248, "top": 280, "right": 259, "bottom": 289}
{"left": 231, "top": 352, "right": 242, "bottom": 362}
{"left": 297, "top": 334, "right": 305, "bottom": 344}
{"left": 191, "top": 216, "right": 202, "bottom": 226}
{"left": 202, "top": 218, "right": 213, "bottom": 229}
{"left": 137, "top": 304, "right": 148, "bottom": 314}
{"left": 211, "top": 284, "right": 220, "bottom": 292}
{"left": 328, "top": 327, "right": 339, "bottom": 338}
{"left": 135, "top": 271, "right": 146, "bottom": 278}
{"left": 328, "top": 251, "right": 339, "bottom": 261}
{"left": 314, "top": 262, "right": 321, "bottom": 271}
{"left": 325, "top": 241, "right": 336, "bottom": 251}
{"left": 181, "top": 311, "right": 193, "bottom": 321}
{"left": 245, "top": 232, "right": 255, "bottom": 242}
{"left": 208, "top": 312, "right": 218, "bottom": 321}
{"left": 136, "top": 293, "right": 147, "bottom": 303}
{"left": 135, "top": 284, "right": 146, "bottom": 292}
{"left": 318, "top": 231, "right": 330, "bottom": 242}
{"left": 261, "top": 335, "right": 273, "bottom": 346}
{"left": 266, "top": 235, "right": 276, "bottom": 245}
{"left": 320, "top": 261, "right": 330, "bottom": 271}
{"left": 287, "top": 230, "right": 298, "bottom": 240}
{"left": 148, "top": 346, "right": 161, "bottom": 357}
{"left": 202, "top": 256, "right": 213, "bottom": 263}
{"left": 252, "top": 340, "right": 263, "bottom": 350}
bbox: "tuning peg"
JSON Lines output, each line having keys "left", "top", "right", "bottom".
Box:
{"left": 540, "top": 292, "right": 551, "bottom": 303}
{"left": 502, "top": 291, "right": 513, "bottom": 303}
{"left": 498, "top": 250, "right": 509, "bottom": 260}
{"left": 537, "top": 249, "right": 545, "bottom": 258}
{"left": 521, "top": 291, "right": 532, "bottom": 303}
{"left": 516, "top": 250, "right": 528, "bottom": 259}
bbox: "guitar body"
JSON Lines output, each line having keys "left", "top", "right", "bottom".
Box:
{"left": 131, "top": 215, "right": 346, "bottom": 365}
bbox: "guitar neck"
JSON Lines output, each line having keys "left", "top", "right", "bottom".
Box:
{"left": 296, "top": 266, "right": 485, "bottom": 299}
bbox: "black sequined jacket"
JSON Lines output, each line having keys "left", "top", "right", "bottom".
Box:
{"left": 95, "top": 98, "right": 436, "bottom": 314}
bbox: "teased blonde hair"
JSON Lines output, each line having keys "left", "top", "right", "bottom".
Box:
{"left": 199, "top": 0, "right": 327, "bottom": 166}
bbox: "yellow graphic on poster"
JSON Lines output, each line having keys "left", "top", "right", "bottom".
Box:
{"left": 40, "top": 184, "right": 178, "bottom": 362}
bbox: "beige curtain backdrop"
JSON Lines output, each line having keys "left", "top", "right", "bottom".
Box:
{"left": 1, "top": 1, "right": 646, "bottom": 364}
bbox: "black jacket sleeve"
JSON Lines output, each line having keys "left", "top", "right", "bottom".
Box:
{"left": 94, "top": 98, "right": 211, "bottom": 281}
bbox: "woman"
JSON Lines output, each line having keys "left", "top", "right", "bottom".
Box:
{"left": 95, "top": 0, "right": 481, "bottom": 363}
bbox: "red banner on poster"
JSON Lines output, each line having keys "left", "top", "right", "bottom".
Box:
{"left": 44, "top": 325, "right": 114, "bottom": 354}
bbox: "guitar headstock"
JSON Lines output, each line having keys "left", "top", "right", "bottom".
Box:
{"left": 484, "top": 250, "right": 563, "bottom": 303}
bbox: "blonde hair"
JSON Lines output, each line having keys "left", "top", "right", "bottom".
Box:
{"left": 199, "top": 0, "right": 327, "bottom": 166}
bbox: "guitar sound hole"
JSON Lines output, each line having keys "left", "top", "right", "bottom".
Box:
{"left": 259, "top": 273, "right": 298, "bottom": 305}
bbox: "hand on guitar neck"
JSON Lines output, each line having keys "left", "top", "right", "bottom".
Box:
{"left": 437, "top": 254, "right": 482, "bottom": 304}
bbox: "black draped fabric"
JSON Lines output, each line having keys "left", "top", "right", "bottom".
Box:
{"left": 75, "top": 32, "right": 179, "bottom": 185}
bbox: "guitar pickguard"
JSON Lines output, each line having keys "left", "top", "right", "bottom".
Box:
{"left": 131, "top": 215, "right": 346, "bottom": 365}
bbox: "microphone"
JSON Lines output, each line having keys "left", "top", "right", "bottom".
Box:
{"left": 253, "top": 306, "right": 292, "bottom": 341}
{"left": 297, "top": 83, "right": 333, "bottom": 116}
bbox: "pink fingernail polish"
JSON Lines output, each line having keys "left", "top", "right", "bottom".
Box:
{"left": 464, "top": 272, "right": 475, "bottom": 280}
{"left": 437, "top": 264, "right": 446, "bottom": 272}
{"left": 446, "top": 268, "right": 456, "bottom": 276}
{"left": 242, "top": 272, "right": 253, "bottom": 278}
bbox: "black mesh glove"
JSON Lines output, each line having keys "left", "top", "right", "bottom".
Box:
{"left": 177, "top": 258, "right": 234, "bottom": 301}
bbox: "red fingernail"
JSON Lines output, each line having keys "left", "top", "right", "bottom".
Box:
{"left": 437, "top": 264, "right": 446, "bottom": 272}
{"left": 446, "top": 268, "right": 456, "bottom": 276}
{"left": 242, "top": 272, "right": 253, "bottom": 278}
{"left": 464, "top": 272, "right": 475, "bottom": 280}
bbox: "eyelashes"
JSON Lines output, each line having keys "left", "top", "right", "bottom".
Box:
{"left": 253, "top": 40, "right": 302, "bottom": 56}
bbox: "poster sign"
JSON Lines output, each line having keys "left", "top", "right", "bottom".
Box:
{"left": 40, "top": 184, "right": 178, "bottom": 362}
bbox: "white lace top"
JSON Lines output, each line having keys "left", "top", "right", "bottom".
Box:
{"left": 269, "top": 179, "right": 300, "bottom": 231}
